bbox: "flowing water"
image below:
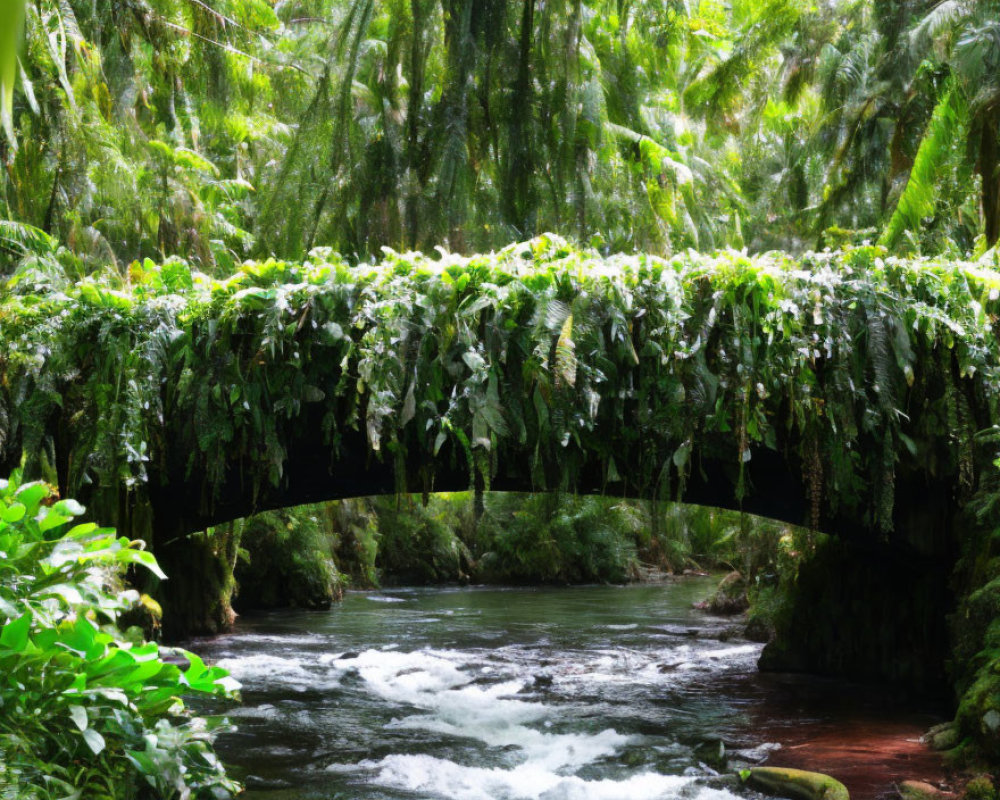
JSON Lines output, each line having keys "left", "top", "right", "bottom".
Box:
{"left": 192, "top": 580, "right": 946, "bottom": 800}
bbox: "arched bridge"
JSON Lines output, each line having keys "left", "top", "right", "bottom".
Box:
{"left": 2, "top": 237, "right": 999, "bottom": 688}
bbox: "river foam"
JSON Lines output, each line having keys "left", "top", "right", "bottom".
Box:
{"left": 196, "top": 584, "right": 768, "bottom": 800}
{"left": 322, "top": 645, "right": 750, "bottom": 799}
{"left": 349, "top": 753, "right": 736, "bottom": 800}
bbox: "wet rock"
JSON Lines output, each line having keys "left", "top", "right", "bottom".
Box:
{"left": 923, "top": 722, "right": 958, "bottom": 751}
{"left": 693, "top": 738, "right": 727, "bottom": 771}
{"left": 702, "top": 774, "right": 741, "bottom": 791}
{"left": 533, "top": 674, "right": 554, "bottom": 689}
{"left": 718, "top": 626, "right": 746, "bottom": 643}
{"left": 745, "top": 616, "right": 773, "bottom": 643}
{"left": 898, "top": 780, "right": 955, "bottom": 800}
{"left": 746, "top": 766, "right": 850, "bottom": 800}
{"left": 702, "top": 572, "right": 749, "bottom": 615}
{"left": 338, "top": 651, "right": 360, "bottom": 660}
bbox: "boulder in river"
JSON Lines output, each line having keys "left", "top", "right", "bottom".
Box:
{"left": 746, "top": 766, "right": 850, "bottom": 800}
{"left": 699, "top": 571, "right": 749, "bottom": 615}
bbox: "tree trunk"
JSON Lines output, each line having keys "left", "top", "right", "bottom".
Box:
{"left": 978, "top": 117, "right": 1000, "bottom": 246}
{"left": 404, "top": 0, "right": 429, "bottom": 248}
{"left": 501, "top": 0, "right": 537, "bottom": 235}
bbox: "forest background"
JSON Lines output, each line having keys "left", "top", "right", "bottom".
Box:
{"left": 4, "top": 2, "right": 1000, "bottom": 795}
{"left": 0, "top": 0, "right": 998, "bottom": 278}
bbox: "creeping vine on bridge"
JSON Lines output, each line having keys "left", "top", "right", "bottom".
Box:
{"left": 1, "top": 236, "right": 999, "bottom": 546}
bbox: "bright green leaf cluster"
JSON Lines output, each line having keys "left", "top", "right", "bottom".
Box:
{"left": 0, "top": 473, "right": 241, "bottom": 799}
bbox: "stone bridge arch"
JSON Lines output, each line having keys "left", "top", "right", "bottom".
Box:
{"left": 1, "top": 238, "right": 997, "bottom": 692}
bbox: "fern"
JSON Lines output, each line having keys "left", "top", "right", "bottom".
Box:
{"left": 0, "top": 219, "right": 55, "bottom": 257}
{"left": 554, "top": 313, "right": 577, "bottom": 389}
{"left": 880, "top": 83, "right": 968, "bottom": 249}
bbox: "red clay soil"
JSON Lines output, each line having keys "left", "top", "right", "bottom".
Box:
{"left": 762, "top": 716, "right": 948, "bottom": 800}
{"left": 724, "top": 671, "right": 953, "bottom": 800}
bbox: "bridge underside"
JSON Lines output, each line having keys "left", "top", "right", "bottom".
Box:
{"left": 144, "top": 410, "right": 960, "bottom": 698}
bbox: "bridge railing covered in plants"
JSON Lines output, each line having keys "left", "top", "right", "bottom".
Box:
{"left": 2, "top": 236, "right": 999, "bottom": 547}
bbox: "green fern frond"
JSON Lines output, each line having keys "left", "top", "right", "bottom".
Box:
{"left": 880, "top": 84, "right": 967, "bottom": 249}
{"left": 0, "top": 219, "right": 55, "bottom": 256}
{"left": 554, "top": 313, "right": 576, "bottom": 389}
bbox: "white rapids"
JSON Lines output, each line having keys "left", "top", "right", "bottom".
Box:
{"left": 201, "top": 583, "right": 771, "bottom": 800}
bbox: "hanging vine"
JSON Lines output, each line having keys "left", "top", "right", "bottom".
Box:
{"left": 0, "top": 238, "right": 998, "bottom": 545}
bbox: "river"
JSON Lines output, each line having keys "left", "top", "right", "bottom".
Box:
{"left": 191, "top": 579, "right": 946, "bottom": 800}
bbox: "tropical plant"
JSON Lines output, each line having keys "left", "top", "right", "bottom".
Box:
{"left": 233, "top": 506, "right": 342, "bottom": 609}
{"left": 1, "top": 0, "right": 281, "bottom": 274}
{"left": 476, "top": 492, "right": 642, "bottom": 583}
{"left": 881, "top": 0, "right": 1000, "bottom": 250}
{"left": 0, "top": 472, "right": 241, "bottom": 798}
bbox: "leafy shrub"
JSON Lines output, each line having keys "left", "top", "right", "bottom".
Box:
{"left": 320, "top": 492, "right": 790, "bottom": 587}
{"left": 372, "top": 495, "right": 473, "bottom": 584}
{"left": 0, "top": 473, "right": 241, "bottom": 799}
{"left": 234, "top": 506, "right": 342, "bottom": 610}
{"left": 477, "top": 493, "right": 641, "bottom": 584}
{"left": 966, "top": 776, "right": 997, "bottom": 800}
{"left": 328, "top": 498, "right": 381, "bottom": 588}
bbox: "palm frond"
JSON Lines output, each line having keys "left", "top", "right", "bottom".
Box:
{"left": 0, "top": 0, "right": 26, "bottom": 146}
{"left": 880, "top": 83, "right": 967, "bottom": 248}
{"left": 0, "top": 219, "right": 55, "bottom": 256}
{"left": 909, "top": 0, "right": 974, "bottom": 56}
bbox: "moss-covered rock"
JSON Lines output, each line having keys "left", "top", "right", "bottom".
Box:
{"left": 957, "top": 664, "right": 1000, "bottom": 760}
{"left": 746, "top": 767, "right": 849, "bottom": 800}
{"left": 924, "top": 722, "right": 960, "bottom": 752}
{"left": 701, "top": 571, "right": 749, "bottom": 615}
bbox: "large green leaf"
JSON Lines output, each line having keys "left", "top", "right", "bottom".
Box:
{"left": 0, "top": 611, "right": 31, "bottom": 652}
{"left": 880, "top": 83, "right": 969, "bottom": 248}
{"left": 0, "top": 0, "right": 25, "bottom": 146}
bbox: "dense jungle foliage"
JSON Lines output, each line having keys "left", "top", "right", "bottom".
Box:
{"left": 4, "top": 0, "right": 1000, "bottom": 794}
{"left": 229, "top": 492, "right": 792, "bottom": 608}
{"left": 0, "top": 0, "right": 999, "bottom": 271}
{"left": 4, "top": 238, "right": 1000, "bottom": 548}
